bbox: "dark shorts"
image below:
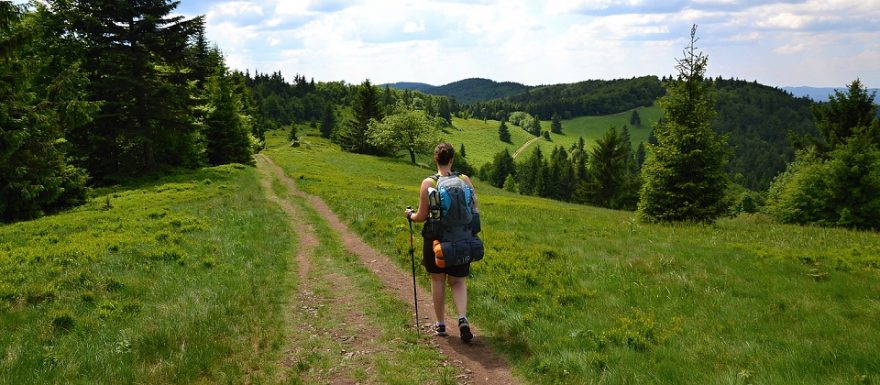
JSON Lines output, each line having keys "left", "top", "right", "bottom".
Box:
{"left": 422, "top": 237, "right": 470, "bottom": 277}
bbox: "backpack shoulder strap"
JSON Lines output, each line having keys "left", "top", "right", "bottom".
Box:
{"left": 430, "top": 174, "right": 440, "bottom": 188}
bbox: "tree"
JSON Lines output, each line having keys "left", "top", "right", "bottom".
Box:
{"left": 766, "top": 80, "right": 880, "bottom": 229}
{"left": 637, "top": 25, "right": 729, "bottom": 223}
{"left": 320, "top": 103, "right": 336, "bottom": 138}
{"left": 438, "top": 97, "right": 452, "bottom": 125}
{"left": 812, "top": 79, "right": 878, "bottom": 152}
{"left": 366, "top": 107, "right": 439, "bottom": 164}
{"left": 488, "top": 149, "right": 516, "bottom": 188}
{"left": 586, "top": 127, "right": 633, "bottom": 209}
{"left": 630, "top": 110, "right": 642, "bottom": 127}
{"left": 498, "top": 120, "right": 511, "bottom": 143}
{"left": 517, "top": 147, "right": 544, "bottom": 196}
{"left": 338, "top": 79, "right": 383, "bottom": 154}
{"left": 50, "top": 0, "right": 205, "bottom": 180}
{"left": 204, "top": 68, "right": 255, "bottom": 166}
{"left": 551, "top": 112, "right": 563, "bottom": 134}
{"left": 0, "top": 4, "right": 95, "bottom": 221}
{"left": 502, "top": 174, "right": 518, "bottom": 192}
{"left": 459, "top": 143, "right": 467, "bottom": 159}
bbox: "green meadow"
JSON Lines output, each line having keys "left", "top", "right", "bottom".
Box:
{"left": 437, "top": 104, "right": 661, "bottom": 170}
{"left": 0, "top": 161, "right": 453, "bottom": 384}
{"left": 271, "top": 129, "right": 880, "bottom": 385}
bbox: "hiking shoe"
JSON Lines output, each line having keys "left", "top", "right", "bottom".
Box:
{"left": 458, "top": 317, "right": 473, "bottom": 342}
{"left": 434, "top": 323, "right": 448, "bottom": 337}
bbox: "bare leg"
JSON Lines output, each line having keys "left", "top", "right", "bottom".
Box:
{"left": 431, "top": 273, "right": 446, "bottom": 324}
{"left": 448, "top": 276, "right": 468, "bottom": 318}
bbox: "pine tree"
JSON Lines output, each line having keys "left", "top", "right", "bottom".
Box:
{"left": 551, "top": 112, "right": 563, "bottom": 134}
{"left": 204, "top": 69, "right": 254, "bottom": 166}
{"left": 438, "top": 97, "right": 452, "bottom": 125}
{"left": 630, "top": 110, "right": 642, "bottom": 127}
{"left": 488, "top": 149, "right": 516, "bottom": 188}
{"left": 320, "top": 103, "right": 336, "bottom": 138}
{"left": 587, "top": 127, "right": 628, "bottom": 208}
{"left": 338, "top": 79, "right": 382, "bottom": 154}
{"left": 517, "top": 147, "right": 544, "bottom": 196}
{"left": 498, "top": 120, "right": 511, "bottom": 143}
{"left": 459, "top": 143, "right": 467, "bottom": 159}
{"left": 1, "top": 3, "right": 94, "bottom": 221}
{"left": 51, "top": 0, "right": 205, "bottom": 180}
{"left": 637, "top": 25, "right": 729, "bottom": 222}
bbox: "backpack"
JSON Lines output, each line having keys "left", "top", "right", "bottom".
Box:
{"left": 426, "top": 173, "right": 483, "bottom": 266}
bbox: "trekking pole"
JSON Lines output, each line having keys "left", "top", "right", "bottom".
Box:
{"left": 406, "top": 206, "right": 420, "bottom": 336}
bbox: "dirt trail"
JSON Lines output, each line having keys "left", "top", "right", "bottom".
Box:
{"left": 256, "top": 154, "right": 521, "bottom": 385}
{"left": 513, "top": 136, "right": 541, "bottom": 159}
{"left": 257, "top": 156, "right": 377, "bottom": 385}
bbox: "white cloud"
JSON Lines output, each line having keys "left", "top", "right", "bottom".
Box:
{"left": 190, "top": 0, "right": 880, "bottom": 87}
{"left": 403, "top": 20, "right": 425, "bottom": 33}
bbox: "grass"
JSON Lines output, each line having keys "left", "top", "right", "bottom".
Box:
{"left": 266, "top": 128, "right": 880, "bottom": 385}
{"left": 436, "top": 104, "right": 660, "bottom": 170}
{"left": 0, "top": 153, "right": 464, "bottom": 384}
{"left": 265, "top": 168, "right": 457, "bottom": 384}
{"left": 0, "top": 164, "right": 295, "bottom": 384}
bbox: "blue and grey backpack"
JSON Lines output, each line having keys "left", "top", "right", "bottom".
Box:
{"left": 426, "top": 173, "right": 483, "bottom": 266}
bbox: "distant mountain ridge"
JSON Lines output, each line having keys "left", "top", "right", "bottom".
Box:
{"left": 782, "top": 86, "right": 880, "bottom": 102}
{"left": 384, "top": 78, "right": 531, "bottom": 104}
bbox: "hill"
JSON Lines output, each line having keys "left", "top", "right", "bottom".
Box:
{"left": 426, "top": 78, "right": 531, "bottom": 104}
{"left": 714, "top": 79, "right": 817, "bottom": 190}
{"left": 383, "top": 81, "right": 436, "bottom": 92}
{"left": 265, "top": 130, "right": 880, "bottom": 385}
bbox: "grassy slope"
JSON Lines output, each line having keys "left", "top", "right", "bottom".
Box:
{"left": 441, "top": 104, "right": 661, "bottom": 169}
{"left": 0, "top": 164, "right": 294, "bottom": 384}
{"left": 270, "top": 129, "right": 880, "bottom": 385}
{"left": 0, "top": 161, "right": 455, "bottom": 384}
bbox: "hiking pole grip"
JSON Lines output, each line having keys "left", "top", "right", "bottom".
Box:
{"left": 405, "top": 206, "right": 420, "bottom": 335}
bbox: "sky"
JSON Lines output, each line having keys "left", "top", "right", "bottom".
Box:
{"left": 171, "top": 0, "right": 880, "bottom": 88}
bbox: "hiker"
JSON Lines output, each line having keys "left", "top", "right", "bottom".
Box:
{"left": 404, "top": 143, "right": 479, "bottom": 342}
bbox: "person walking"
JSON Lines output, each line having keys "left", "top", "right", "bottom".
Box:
{"left": 404, "top": 143, "right": 478, "bottom": 342}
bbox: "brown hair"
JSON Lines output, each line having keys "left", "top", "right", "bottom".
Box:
{"left": 433, "top": 143, "right": 454, "bottom": 166}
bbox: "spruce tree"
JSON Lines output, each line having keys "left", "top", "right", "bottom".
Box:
{"left": 551, "top": 112, "right": 563, "bottom": 134}
{"left": 338, "top": 79, "right": 382, "bottom": 154}
{"left": 630, "top": 110, "right": 642, "bottom": 127}
{"left": 51, "top": 0, "right": 205, "bottom": 180}
{"left": 1, "top": 4, "right": 94, "bottom": 220}
{"left": 637, "top": 25, "right": 729, "bottom": 222}
{"left": 204, "top": 70, "right": 253, "bottom": 166}
{"left": 320, "top": 103, "right": 336, "bottom": 138}
{"left": 498, "top": 120, "right": 511, "bottom": 143}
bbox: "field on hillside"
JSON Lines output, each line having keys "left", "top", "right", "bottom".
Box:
{"left": 268, "top": 129, "right": 880, "bottom": 385}
{"left": 0, "top": 160, "right": 459, "bottom": 384}
{"left": 0, "top": 165, "right": 296, "bottom": 384}
{"left": 439, "top": 104, "right": 660, "bottom": 170}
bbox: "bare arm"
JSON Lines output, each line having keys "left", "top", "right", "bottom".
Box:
{"left": 404, "top": 178, "right": 433, "bottom": 222}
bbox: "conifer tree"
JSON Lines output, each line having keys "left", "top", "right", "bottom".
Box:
{"left": 1, "top": 3, "right": 94, "bottom": 220}
{"left": 498, "top": 120, "right": 511, "bottom": 143}
{"left": 338, "top": 79, "right": 382, "bottom": 154}
{"left": 50, "top": 0, "right": 205, "bottom": 180}
{"left": 637, "top": 25, "right": 729, "bottom": 222}
{"left": 630, "top": 110, "right": 642, "bottom": 127}
{"left": 551, "top": 112, "right": 563, "bottom": 134}
{"left": 320, "top": 103, "right": 336, "bottom": 138}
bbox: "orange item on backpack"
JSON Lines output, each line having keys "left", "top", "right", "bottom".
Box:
{"left": 433, "top": 239, "right": 445, "bottom": 268}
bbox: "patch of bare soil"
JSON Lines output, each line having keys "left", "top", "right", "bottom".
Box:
{"left": 257, "top": 155, "right": 376, "bottom": 385}
{"left": 257, "top": 154, "right": 520, "bottom": 385}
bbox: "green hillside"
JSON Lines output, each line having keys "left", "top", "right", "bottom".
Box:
{"left": 0, "top": 162, "right": 453, "bottom": 384}
{"left": 267, "top": 130, "right": 880, "bottom": 385}
{"left": 439, "top": 104, "right": 661, "bottom": 170}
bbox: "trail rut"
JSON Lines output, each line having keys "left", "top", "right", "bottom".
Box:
{"left": 256, "top": 154, "right": 521, "bottom": 385}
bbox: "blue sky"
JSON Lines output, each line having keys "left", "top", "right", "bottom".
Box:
{"left": 171, "top": 0, "right": 879, "bottom": 88}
